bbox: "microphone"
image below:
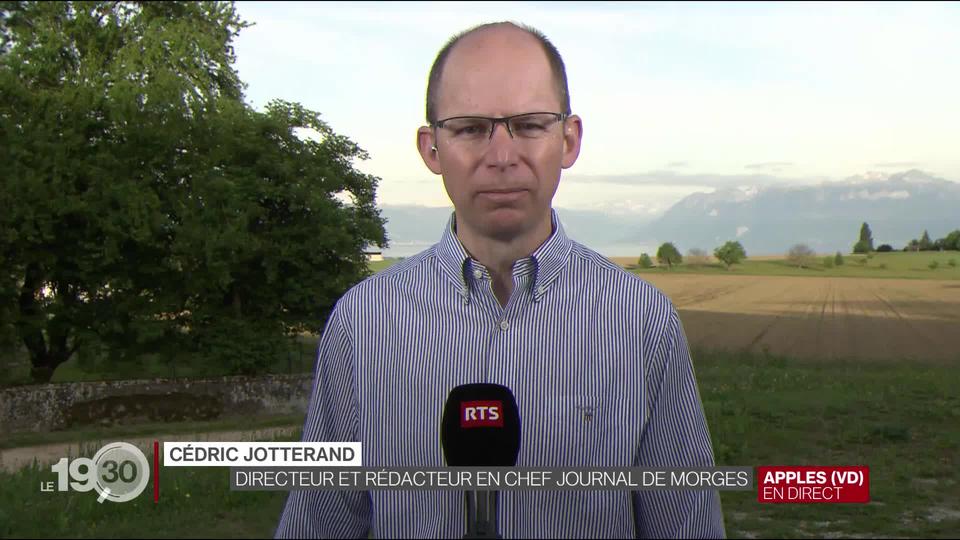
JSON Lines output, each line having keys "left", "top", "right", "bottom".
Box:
{"left": 441, "top": 383, "right": 521, "bottom": 539}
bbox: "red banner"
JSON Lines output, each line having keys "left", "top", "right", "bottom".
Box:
{"left": 757, "top": 466, "right": 869, "bottom": 503}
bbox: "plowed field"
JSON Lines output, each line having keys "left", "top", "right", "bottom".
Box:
{"left": 640, "top": 274, "right": 960, "bottom": 362}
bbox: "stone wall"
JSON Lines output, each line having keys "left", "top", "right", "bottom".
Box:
{"left": 0, "top": 374, "right": 313, "bottom": 435}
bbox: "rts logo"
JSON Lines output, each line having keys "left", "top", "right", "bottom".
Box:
{"left": 460, "top": 400, "right": 503, "bottom": 428}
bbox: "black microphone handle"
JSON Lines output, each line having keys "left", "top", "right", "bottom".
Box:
{"left": 463, "top": 490, "right": 501, "bottom": 539}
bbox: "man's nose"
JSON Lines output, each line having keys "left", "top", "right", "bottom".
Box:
{"left": 485, "top": 121, "right": 518, "bottom": 168}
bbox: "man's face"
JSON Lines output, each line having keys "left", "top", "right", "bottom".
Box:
{"left": 418, "top": 27, "right": 583, "bottom": 242}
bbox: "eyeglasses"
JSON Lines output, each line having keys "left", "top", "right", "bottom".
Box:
{"left": 432, "top": 112, "right": 568, "bottom": 145}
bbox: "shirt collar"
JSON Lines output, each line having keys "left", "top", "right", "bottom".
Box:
{"left": 434, "top": 209, "right": 573, "bottom": 303}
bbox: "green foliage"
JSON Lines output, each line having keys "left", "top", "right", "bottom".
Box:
{"left": 943, "top": 229, "right": 960, "bottom": 251}
{"left": 638, "top": 253, "right": 654, "bottom": 269}
{"left": 949, "top": 259, "right": 957, "bottom": 268}
{"left": 822, "top": 256, "right": 834, "bottom": 268}
{"left": 656, "top": 242, "right": 682, "bottom": 268}
{"left": 0, "top": 2, "right": 386, "bottom": 382}
{"left": 928, "top": 260, "right": 939, "bottom": 270}
{"left": 713, "top": 241, "right": 747, "bottom": 269}
{"left": 876, "top": 244, "right": 894, "bottom": 252}
{"left": 854, "top": 222, "right": 874, "bottom": 253}
{"left": 919, "top": 230, "right": 933, "bottom": 251}
{"left": 834, "top": 251, "right": 844, "bottom": 266}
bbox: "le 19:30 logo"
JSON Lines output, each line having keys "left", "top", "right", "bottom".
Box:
{"left": 47, "top": 442, "right": 150, "bottom": 503}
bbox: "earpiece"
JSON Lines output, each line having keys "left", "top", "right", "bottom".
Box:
{"left": 431, "top": 145, "right": 438, "bottom": 152}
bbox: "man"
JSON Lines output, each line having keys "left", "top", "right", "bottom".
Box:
{"left": 276, "top": 21, "right": 725, "bottom": 539}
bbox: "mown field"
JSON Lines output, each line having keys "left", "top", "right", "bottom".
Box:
{"left": 644, "top": 273, "right": 960, "bottom": 362}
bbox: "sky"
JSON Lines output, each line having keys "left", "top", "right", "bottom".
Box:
{"left": 232, "top": 1, "right": 960, "bottom": 216}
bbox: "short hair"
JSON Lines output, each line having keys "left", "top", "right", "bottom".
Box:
{"left": 425, "top": 21, "right": 571, "bottom": 124}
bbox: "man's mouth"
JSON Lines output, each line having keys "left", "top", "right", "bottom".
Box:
{"left": 477, "top": 189, "right": 527, "bottom": 202}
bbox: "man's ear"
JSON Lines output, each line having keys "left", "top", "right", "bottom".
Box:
{"left": 417, "top": 126, "right": 442, "bottom": 175}
{"left": 561, "top": 114, "right": 583, "bottom": 169}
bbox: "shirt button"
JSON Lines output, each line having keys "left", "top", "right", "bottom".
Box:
{"left": 473, "top": 269, "right": 483, "bottom": 279}
{"left": 499, "top": 320, "right": 509, "bottom": 331}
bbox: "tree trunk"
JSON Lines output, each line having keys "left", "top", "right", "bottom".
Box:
{"left": 17, "top": 263, "right": 75, "bottom": 384}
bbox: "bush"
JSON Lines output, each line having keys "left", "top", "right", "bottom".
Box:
{"left": 822, "top": 256, "right": 834, "bottom": 268}
{"left": 834, "top": 252, "right": 844, "bottom": 266}
{"left": 787, "top": 244, "right": 817, "bottom": 268}
{"left": 879, "top": 263, "right": 887, "bottom": 270}
{"left": 638, "top": 253, "right": 654, "bottom": 269}
{"left": 929, "top": 261, "right": 939, "bottom": 270}
{"left": 877, "top": 244, "right": 894, "bottom": 252}
{"left": 949, "top": 259, "right": 957, "bottom": 268}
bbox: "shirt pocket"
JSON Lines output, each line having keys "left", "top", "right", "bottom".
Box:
{"left": 552, "top": 395, "right": 629, "bottom": 467}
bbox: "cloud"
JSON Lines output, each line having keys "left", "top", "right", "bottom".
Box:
{"left": 708, "top": 209, "right": 719, "bottom": 217}
{"left": 744, "top": 161, "right": 795, "bottom": 171}
{"left": 736, "top": 226, "right": 750, "bottom": 238}
{"left": 873, "top": 161, "right": 923, "bottom": 169}
{"left": 562, "top": 171, "right": 827, "bottom": 189}
{"left": 666, "top": 161, "right": 690, "bottom": 168}
{"left": 841, "top": 189, "right": 911, "bottom": 201}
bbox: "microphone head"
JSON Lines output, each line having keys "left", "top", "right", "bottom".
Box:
{"left": 441, "top": 383, "right": 521, "bottom": 467}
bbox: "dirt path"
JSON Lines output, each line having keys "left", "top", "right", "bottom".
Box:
{"left": 0, "top": 425, "right": 300, "bottom": 472}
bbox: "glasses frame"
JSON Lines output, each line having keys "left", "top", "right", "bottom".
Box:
{"left": 431, "top": 112, "right": 569, "bottom": 141}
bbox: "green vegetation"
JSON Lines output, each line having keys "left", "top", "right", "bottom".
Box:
{"left": 632, "top": 251, "right": 960, "bottom": 280}
{"left": 697, "top": 348, "right": 960, "bottom": 539}
{"left": 714, "top": 241, "right": 748, "bottom": 269}
{"left": 656, "top": 242, "right": 683, "bottom": 268}
{"left": 3, "top": 348, "right": 958, "bottom": 538}
{"left": 638, "top": 253, "right": 655, "bottom": 269}
{"left": 0, "top": 1, "right": 386, "bottom": 384}
{"left": 853, "top": 222, "right": 874, "bottom": 253}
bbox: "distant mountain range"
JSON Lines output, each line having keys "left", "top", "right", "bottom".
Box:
{"left": 377, "top": 170, "right": 960, "bottom": 257}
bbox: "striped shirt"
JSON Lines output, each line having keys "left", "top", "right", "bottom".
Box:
{"left": 276, "top": 210, "right": 725, "bottom": 539}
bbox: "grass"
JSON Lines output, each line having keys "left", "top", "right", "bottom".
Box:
{"left": 0, "top": 434, "right": 299, "bottom": 539}
{"left": 629, "top": 251, "right": 960, "bottom": 280}
{"left": 2, "top": 348, "right": 958, "bottom": 538}
{"left": 695, "top": 347, "right": 960, "bottom": 538}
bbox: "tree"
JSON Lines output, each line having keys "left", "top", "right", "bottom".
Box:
{"left": 714, "top": 241, "right": 747, "bottom": 270}
{"left": 686, "top": 248, "right": 710, "bottom": 266}
{"left": 787, "top": 244, "right": 816, "bottom": 269}
{"left": 656, "top": 243, "right": 682, "bottom": 269}
{"left": 919, "top": 230, "right": 933, "bottom": 251}
{"left": 944, "top": 230, "right": 960, "bottom": 251}
{"left": 853, "top": 222, "right": 874, "bottom": 253}
{"left": 638, "top": 253, "right": 654, "bottom": 269}
{"left": 876, "top": 244, "right": 894, "bottom": 252}
{"left": 0, "top": 2, "right": 386, "bottom": 382}
{"left": 834, "top": 251, "right": 844, "bottom": 266}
